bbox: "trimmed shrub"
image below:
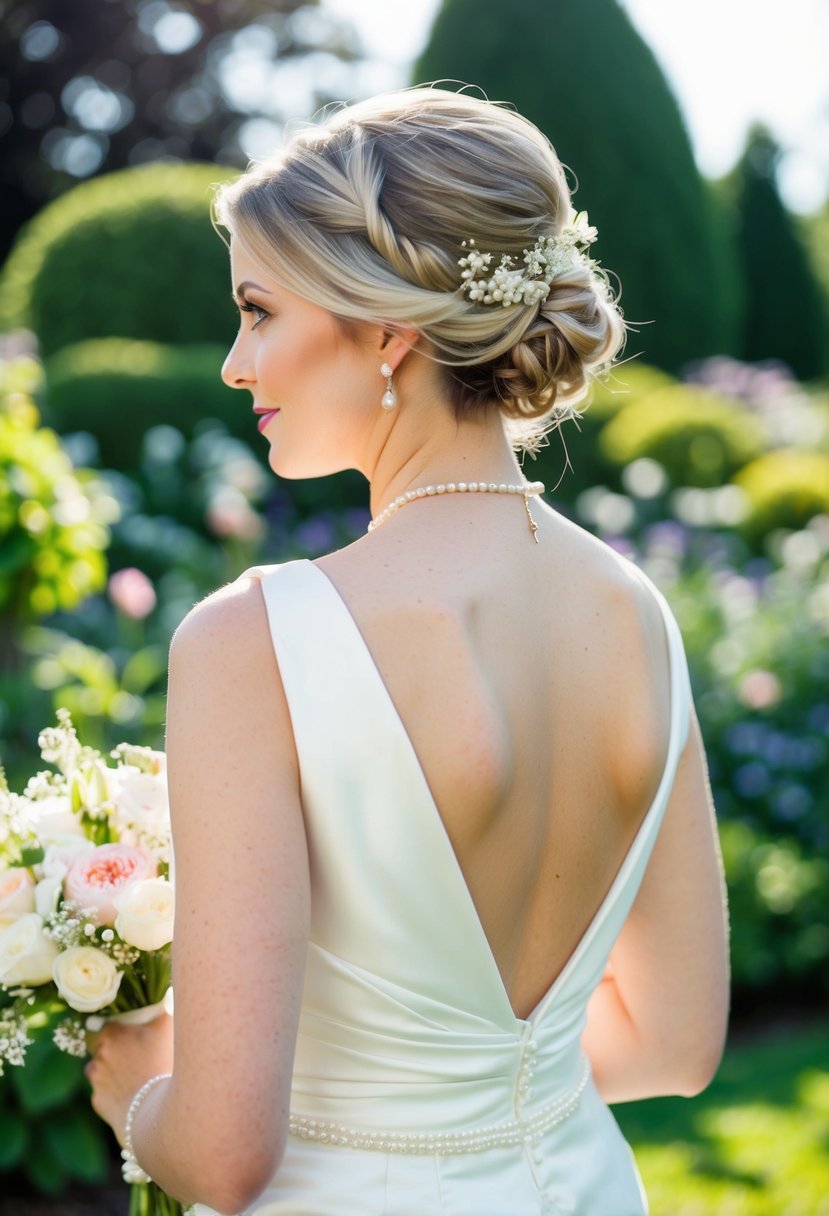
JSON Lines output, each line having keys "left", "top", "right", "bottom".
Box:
{"left": 732, "top": 127, "right": 829, "bottom": 381}
{"left": 734, "top": 449, "right": 829, "bottom": 544}
{"left": 599, "top": 386, "right": 765, "bottom": 487}
{"left": 43, "top": 339, "right": 255, "bottom": 471}
{"left": 0, "top": 163, "right": 238, "bottom": 357}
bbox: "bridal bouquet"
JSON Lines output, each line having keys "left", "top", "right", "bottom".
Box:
{"left": 0, "top": 708, "right": 182, "bottom": 1216}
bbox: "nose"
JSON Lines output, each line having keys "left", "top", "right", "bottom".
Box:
{"left": 221, "top": 333, "right": 254, "bottom": 390}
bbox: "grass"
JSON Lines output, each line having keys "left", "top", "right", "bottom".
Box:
{"left": 613, "top": 1018, "right": 829, "bottom": 1215}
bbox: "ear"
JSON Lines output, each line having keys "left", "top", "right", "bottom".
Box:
{"left": 378, "top": 326, "right": 423, "bottom": 374}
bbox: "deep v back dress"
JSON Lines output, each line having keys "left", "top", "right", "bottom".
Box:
{"left": 193, "top": 557, "right": 692, "bottom": 1216}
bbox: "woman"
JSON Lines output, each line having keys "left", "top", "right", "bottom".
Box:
{"left": 85, "top": 88, "right": 730, "bottom": 1215}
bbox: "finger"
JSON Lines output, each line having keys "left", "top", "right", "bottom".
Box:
{"left": 85, "top": 1029, "right": 102, "bottom": 1056}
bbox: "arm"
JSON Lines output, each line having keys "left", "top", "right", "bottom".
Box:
{"left": 129, "top": 576, "right": 310, "bottom": 1214}
{"left": 581, "top": 707, "right": 730, "bottom": 1104}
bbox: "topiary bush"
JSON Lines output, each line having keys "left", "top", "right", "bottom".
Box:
{"left": 599, "top": 385, "right": 765, "bottom": 488}
{"left": 44, "top": 339, "right": 253, "bottom": 471}
{"left": 0, "top": 163, "right": 238, "bottom": 357}
{"left": 734, "top": 449, "right": 829, "bottom": 546}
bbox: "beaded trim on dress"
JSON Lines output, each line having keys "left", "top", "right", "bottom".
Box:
{"left": 288, "top": 1053, "right": 590, "bottom": 1154}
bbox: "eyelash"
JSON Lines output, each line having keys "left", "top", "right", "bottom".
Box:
{"left": 239, "top": 301, "right": 269, "bottom": 329}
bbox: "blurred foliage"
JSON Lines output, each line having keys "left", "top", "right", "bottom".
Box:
{"left": 0, "top": 355, "right": 112, "bottom": 667}
{"left": 0, "top": 999, "right": 108, "bottom": 1197}
{"left": 803, "top": 201, "right": 829, "bottom": 309}
{"left": 527, "top": 361, "right": 678, "bottom": 502}
{"left": 729, "top": 126, "right": 829, "bottom": 381}
{"left": 0, "top": 163, "right": 238, "bottom": 354}
{"left": 414, "top": 0, "right": 743, "bottom": 375}
{"left": 44, "top": 339, "right": 253, "bottom": 470}
{"left": 735, "top": 450, "right": 829, "bottom": 546}
{"left": 0, "top": 0, "right": 363, "bottom": 263}
{"left": 615, "top": 1020, "right": 829, "bottom": 1215}
{"left": 599, "top": 386, "right": 765, "bottom": 488}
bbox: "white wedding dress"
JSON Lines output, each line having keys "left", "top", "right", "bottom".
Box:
{"left": 193, "top": 557, "right": 691, "bottom": 1216}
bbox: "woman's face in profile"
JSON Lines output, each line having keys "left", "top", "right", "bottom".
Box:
{"left": 221, "top": 239, "right": 381, "bottom": 480}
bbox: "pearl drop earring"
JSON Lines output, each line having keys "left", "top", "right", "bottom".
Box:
{"left": 380, "top": 362, "right": 397, "bottom": 411}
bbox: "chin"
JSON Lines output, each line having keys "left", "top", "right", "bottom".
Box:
{"left": 266, "top": 445, "right": 353, "bottom": 481}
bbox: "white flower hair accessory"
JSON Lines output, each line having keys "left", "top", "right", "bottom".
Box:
{"left": 458, "top": 210, "right": 599, "bottom": 307}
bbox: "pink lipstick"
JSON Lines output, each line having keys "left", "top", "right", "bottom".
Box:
{"left": 255, "top": 410, "right": 279, "bottom": 433}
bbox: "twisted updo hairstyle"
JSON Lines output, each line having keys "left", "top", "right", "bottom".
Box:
{"left": 214, "top": 87, "right": 627, "bottom": 451}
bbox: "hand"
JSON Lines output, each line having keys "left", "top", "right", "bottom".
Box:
{"left": 83, "top": 1012, "right": 175, "bottom": 1146}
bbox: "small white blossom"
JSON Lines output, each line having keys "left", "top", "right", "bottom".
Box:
{"left": 53, "top": 1017, "right": 88, "bottom": 1058}
{"left": 0, "top": 1007, "right": 33, "bottom": 1073}
{"left": 458, "top": 211, "right": 600, "bottom": 309}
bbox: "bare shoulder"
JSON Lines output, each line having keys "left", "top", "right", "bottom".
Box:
{"left": 553, "top": 516, "right": 675, "bottom": 800}
{"left": 551, "top": 510, "right": 670, "bottom": 647}
{"left": 170, "top": 573, "right": 273, "bottom": 673}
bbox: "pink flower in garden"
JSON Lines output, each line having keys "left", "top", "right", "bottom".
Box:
{"left": 739, "top": 669, "right": 782, "bottom": 711}
{"left": 64, "top": 843, "right": 157, "bottom": 927}
{"left": 206, "top": 487, "right": 264, "bottom": 541}
{"left": 108, "top": 567, "right": 157, "bottom": 619}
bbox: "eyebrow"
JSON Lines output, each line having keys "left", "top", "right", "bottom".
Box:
{"left": 232, "top": 280, "right": 273, "bottom": 304}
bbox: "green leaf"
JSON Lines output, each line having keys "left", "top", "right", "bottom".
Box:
{"left": 0, "top": 1103, "right": 29, "bottom": 1168}
{"left": 20, "top": 844, "right": 45, "bottom": 866}
{"left": 41, "top": 1104, "right": 110, "bottom": 1183}
{"left": 121, "top": 645, "right": 167, "bottom": 694}
{"left": 8, "top": 1028, "right": 85, "bottom": 1114}
{"left": 22, "top": 1128, "right": 68, "bottom": 1195}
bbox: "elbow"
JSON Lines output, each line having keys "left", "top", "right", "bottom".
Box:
{"left": 201, "top": 1136, "right": 287, "bottom": 1215}
{"left": 671, "top": 1028, "right": 728, "bottom": 1099}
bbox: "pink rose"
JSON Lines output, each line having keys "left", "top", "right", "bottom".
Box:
{"left": 0, "top": 868, "right": 36, "bottom": 930}
{"left": 64, "top": 844, "right": 156, "bottom": 926}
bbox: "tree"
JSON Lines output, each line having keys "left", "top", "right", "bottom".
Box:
{"left": 732, "top": 126, "right": 828, "bottom": 380}
{"left": 414, "top": 0, "right": 742, "bottom": 374}
{"left": 0, "top": 0, "right": 362, "bottom": 263}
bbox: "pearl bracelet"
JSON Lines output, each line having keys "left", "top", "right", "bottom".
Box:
{"left": 121, "top": 1072, "right": 172, "bottom": 1185}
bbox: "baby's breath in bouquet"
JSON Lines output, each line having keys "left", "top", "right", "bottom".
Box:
{"left": 0, "top": 709, "right": 182, "bottom": 1216}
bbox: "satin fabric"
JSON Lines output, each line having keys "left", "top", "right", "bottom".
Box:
{"left": 193, "top": 558, "right": 691, "bottom": 1215}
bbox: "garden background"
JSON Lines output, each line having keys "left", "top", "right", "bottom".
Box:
{"left": 1, "top": 0, "right": 828, "bottom": 1212}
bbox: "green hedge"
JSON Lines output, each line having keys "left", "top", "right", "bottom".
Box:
{"left": 599, "top": 386, "right": 765, "bottom": 487}
{"left": 0, "top": 163, "right": 239, "bottom": 357}
{"left": 532, "top": 362, "right": 677, "bottom": 504}
{"left": 44, "top": 339, "right": 256, "bottom": 471}
{"left": 734, "top": 449, "right": 829, "bottom": 543}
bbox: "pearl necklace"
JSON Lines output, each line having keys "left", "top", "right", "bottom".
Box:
{"left": 368, "top": 479, "right": 545, "bottom": 542}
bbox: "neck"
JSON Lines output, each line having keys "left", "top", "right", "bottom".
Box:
{"left": 366, "top": 405, "right": 526, "bottom": 521}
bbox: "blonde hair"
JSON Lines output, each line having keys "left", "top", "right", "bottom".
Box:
{"left": 214, "top": 87, "right": 627, "bottom": 451}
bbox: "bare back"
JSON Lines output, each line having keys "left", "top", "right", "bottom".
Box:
{"left": 315, "top": 496, "right": 671, "bottom": 1020}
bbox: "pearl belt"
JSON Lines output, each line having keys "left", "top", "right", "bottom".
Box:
{"left": 288, "top": 1054, "right": 590, "bottom": 1155}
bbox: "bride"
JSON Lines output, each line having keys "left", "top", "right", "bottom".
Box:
{"left": 85, "top": 87, "right": 730, "bottom": 1214}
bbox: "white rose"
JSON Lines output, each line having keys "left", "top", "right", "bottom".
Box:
{"left": 52, "top": 946, "right": 123, "bottom": 1013}
{"left": 112, "top": 767, "right": 169, "bottom": 834}
{"left": 26, "top": 795, "right": 85, "bottom": 844}
{"left": 0, "top": 867, "right": 36, "bottom": 930}
{"left": 35, "top": 876, "right": 63, "bottom": 919}
{"left": 113, "top": 878, "right": 175, "bottom": 951}
{"left": 0, "top": 912, "right": 61, "bottom": 985}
